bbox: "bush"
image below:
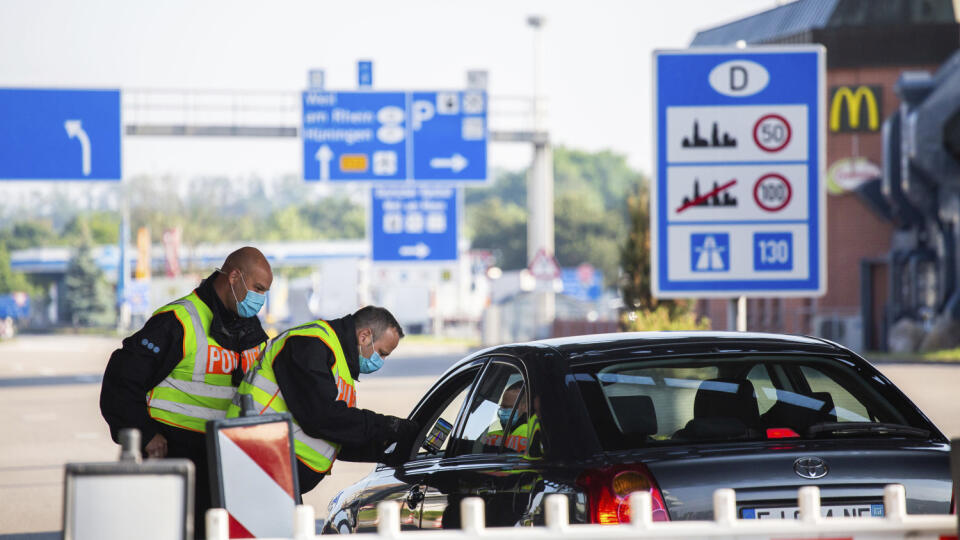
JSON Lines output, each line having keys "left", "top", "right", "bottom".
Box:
{"left": 621, "top": 305, "right": 710, "bottom": 332}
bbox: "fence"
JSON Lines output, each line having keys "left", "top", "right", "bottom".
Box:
{"left": 204, "top": 484, "right": 957, "bottom": 540}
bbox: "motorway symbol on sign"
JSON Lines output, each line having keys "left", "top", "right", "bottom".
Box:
{"left": 653, "top": 46, "right": 825, "bottom": 297}
{"left": 371, "top": 186, "right": 458, "bottom": 262}
{"left": 0, "top": 88, "right": 122, "bottom": 180}
{"left": 302, "top": 90, "right": 487, "bottom": 183}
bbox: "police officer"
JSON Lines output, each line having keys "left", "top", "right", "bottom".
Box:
{"left": 227, "top": 305, "right": 419, "bottom": 494}
{"left": 100, "top": 246, "right": 272, "bottom": 533}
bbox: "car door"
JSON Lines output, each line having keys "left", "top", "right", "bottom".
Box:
{"left": 352, "top": 359, "right": 484, "bottom": 532}
{"left": 418, "top": 357, "right": 544, "bottom": 529}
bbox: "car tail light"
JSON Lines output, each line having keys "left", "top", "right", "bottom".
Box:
{"left": 766, "top": 427, "right": 800, "bottom": 439}
{"left": 577, "top": 464, "right": 669, "bottom": 524}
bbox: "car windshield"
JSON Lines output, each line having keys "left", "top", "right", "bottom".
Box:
{"left": 573, "top": 355, "right": 936, "bottom": 450}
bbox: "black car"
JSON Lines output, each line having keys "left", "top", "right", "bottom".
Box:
{"left": 322, "top": 332, "right": 952, "bottom": 533}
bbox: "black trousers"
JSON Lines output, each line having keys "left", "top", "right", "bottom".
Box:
{"left": 163, "top": 428, "right": 211, "bottom": 539}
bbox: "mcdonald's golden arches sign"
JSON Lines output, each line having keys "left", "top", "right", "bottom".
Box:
{"left": 829, "top": 85, "right": 883, "bottom": 133}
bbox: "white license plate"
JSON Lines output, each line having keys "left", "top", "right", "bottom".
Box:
{"left": 741, "top": 503, "right": 884, "bottom": 519}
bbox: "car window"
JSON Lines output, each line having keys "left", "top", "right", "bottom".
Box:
{"left": 409, "top": 364, "right": 482, "bottom": 459}
{"left": 798, "top": 365, "right": 871, "bottom": 422}
{"left": 451, "top": 362, "right": 530, "bottom": 456}
{"left": 573, "top": 355, "right": 935, "bottom": 451}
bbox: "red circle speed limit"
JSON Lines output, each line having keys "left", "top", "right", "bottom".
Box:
{"left": 753, "top": 114, "right": 792, "bottom": 153}
{"left": 753, "top": 173, "right": 792, "bottom": 212}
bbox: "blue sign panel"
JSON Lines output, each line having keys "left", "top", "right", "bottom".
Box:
{"left": 371, "top": 186, "right": 458, "bottom": 262}
{"left": 652, "top": 47, "right": 825, "bottom": 297}
{"left": 358, "top": 61, "right": 373, "bottom": 88}
{"left": 0, "top": 88, "right": 121, "bottom": 180}
{"left": 302, "top": 91, "right": 487, "bottom": 183}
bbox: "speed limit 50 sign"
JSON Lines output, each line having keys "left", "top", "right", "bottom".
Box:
{"left": 652, "top": 46, "right": 825, "bottom": 298}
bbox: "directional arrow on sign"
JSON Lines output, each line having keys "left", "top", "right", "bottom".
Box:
{"left": 316, "top": 144, "right": 333, "bottom": 181}
{"left": 429, "top": 153, "right": 468, "bottom": 173}
{"left": 398, "top": 242, "right": 431, "bottom": 259}
{"left": 64, "top": 120, "right": 91, "bottom": 176}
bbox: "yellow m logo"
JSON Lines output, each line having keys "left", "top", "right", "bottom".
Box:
{"left": 830, "top": 86, "right": 881, "bottom": 132}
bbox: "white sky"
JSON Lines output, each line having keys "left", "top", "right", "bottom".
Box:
{"left": 0, "top": 0, "right": 784, "bottom": 183}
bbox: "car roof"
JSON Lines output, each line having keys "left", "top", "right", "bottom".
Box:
{"left": 450, "top": 331, "right": 846, "bottom": 374}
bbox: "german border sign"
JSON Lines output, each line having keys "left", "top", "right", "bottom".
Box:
{"left": 652, "top": 46, "right": 825, "bottom": 297}
{"left": 301, "top": 91, "right": 487, "bottom": 183}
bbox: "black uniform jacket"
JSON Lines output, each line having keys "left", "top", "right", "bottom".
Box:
{"left": 99, "top": 272, "right": 268, "bottom": 449}
{"left": 272, "top": 314, "right": 402, "bottom": 464}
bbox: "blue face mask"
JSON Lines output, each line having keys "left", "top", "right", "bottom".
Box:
{"left": 497, "top": 407, "right": 515, "bottom": 427}
{"left": 359, "top": 350, "right": 383, "bottom": 374}
{"left": 231, "top": 272, "right": 266, "bottom": 318}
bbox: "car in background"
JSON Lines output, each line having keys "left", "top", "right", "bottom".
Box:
{"left": 322, "top": 332, "right": 952, "bottom": 533}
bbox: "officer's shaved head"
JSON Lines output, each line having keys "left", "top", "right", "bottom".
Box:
{"left": 222, "top": 247, "right": 269, "bottom": 276}
{"left": 214, "top": 247, "right": 273, "bottom": 312}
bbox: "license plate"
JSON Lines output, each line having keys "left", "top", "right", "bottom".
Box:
{"left": 741, "top": 503, "right": 884, "bottom": 519}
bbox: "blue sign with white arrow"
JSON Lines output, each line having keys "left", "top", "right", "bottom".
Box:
{"left": 302, "top": 90, "right": 487, "bottom": 183}
{"left": 0, "top": 88, "right": 122, "bottom": 180}
{"left": 371, "top": 186, "right": 458, "bottom": 262}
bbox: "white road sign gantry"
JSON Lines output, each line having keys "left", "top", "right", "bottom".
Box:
{"left": 652, "top": 46, "right": 826, "bottom": 298}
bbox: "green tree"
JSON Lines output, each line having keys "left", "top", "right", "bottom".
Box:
{"left": 63, "top": 222, "right": 115, "bottom": 327}
{"left": 0, "top": 220, "right": 59, "bottom": 250}
{"left": 555, "top": 192, "right": 624, "bottom": 285}
{"left": 62, "top": 212, "right": 120, "bottom": 245}
{"left": 620, "top": 183, "right": 654, "bottom": 310}
{"left": 0, "top": 243, "right": 34, "bottom": 294}
{"left": 468, "top": 198, "right": 528, "bottom": 270}
{"left": 619, "top": 182, "right": 708, "bottom": 330}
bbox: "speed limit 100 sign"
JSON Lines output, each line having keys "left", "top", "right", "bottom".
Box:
{"left": 652, "top": 46, "right": 825, "bottom": 298}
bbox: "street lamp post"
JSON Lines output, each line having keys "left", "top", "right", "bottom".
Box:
{"left": 526, "top": 15, "right": 556, "bottom": 338}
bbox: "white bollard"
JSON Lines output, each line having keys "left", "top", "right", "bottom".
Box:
{"left": 461, "top": 497, "right": 486, "bottom": 534}
{"left": 293, "top": 504, "right": 316, "bottom": 539}
{"left": 377, "top": 500, "right": 401, "bottom": 537}
{"left": 884, "top": 484, "right": 908, "bottom": 521}
{"left": 712, "top": 488, "right": 737, "bottom": 526}
{"left": 545, "top": 494, "right": 570, "bottom": 531}
{"left": 629, "top": 491, "right": 654, "bottom": 528}
{"left": 205, "top": 508, "right": 229, "bottom": 540}
{"left": 797, "top": 485, "right": 821, "bottom": 523}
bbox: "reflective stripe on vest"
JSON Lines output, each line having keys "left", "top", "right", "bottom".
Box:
{"left": 146, "top": 292, "right": 264, "bottom": 432}
{"left": 227, "top": 320, "right": 354, "bottom": 473}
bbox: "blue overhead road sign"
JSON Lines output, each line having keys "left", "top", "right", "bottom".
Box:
{"left": 0, "top": 88, "right": 122, "bottom": 180}
{"left": 371, "top": 186, "right": 458, "bottom": 262}
{"left": 652, "top": 46, "right": 825, "bottom": 298}
{"left": 302, "top": 90, "right": 487, "bottom": 183}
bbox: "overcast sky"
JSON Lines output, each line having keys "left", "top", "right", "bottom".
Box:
{"left": 0, "top": 0, "right": 784, "bottom": 183}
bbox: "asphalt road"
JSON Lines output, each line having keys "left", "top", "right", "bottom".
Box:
{"left": 1, "top": 334, "right": 958, "bottom": 536}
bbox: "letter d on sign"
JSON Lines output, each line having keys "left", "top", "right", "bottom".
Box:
{"left": 730, "top": 66, "right": 748, "bottom": 91}
{"left": 710, "top": 60, "right": 769, "bottom": 97}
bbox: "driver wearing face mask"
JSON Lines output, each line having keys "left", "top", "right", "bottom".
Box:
{"left": 227, "top": 305, "right": 419, "bottom": 494}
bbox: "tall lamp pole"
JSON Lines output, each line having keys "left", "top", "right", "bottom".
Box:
{"left": 526, "top": 15, "right": 555, "bottom": 338}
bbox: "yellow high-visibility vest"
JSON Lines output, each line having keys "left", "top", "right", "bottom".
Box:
{"left": 146, "top": 291, "right": 264, "bottom": 432}
{"left": 227, "top": 320, "right": 355, "bottom": 474}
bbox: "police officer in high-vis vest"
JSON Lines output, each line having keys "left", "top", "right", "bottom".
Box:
{"left": 227, "top": 305, "right": 419, "bottom": 494}
{"left": 100, "top": 246, "right": 272, "bottom": 534}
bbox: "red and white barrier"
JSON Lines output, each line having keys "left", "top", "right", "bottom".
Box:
{"left": 207, "top": 415, "right": 299, "bottom": 539}
{"left": 205, "top": 484, "right": 958, "bottom": 540}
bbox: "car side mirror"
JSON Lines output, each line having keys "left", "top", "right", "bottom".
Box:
{"left": 421, "top": 417, "right": 453, "bottom": 455}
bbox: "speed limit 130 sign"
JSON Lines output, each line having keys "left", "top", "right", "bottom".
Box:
{"left": 652, "top": 46, "right": 825, "bottom": 298}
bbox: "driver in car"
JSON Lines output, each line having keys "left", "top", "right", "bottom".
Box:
{"left": 481, "top": 382, "right": 539, "bottom": 453}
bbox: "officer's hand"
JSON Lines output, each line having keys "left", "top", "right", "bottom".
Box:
{"left": 145, "top": 433, "right": 168, "bottom": 459}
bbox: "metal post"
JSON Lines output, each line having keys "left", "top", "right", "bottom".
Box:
{"left": 729, "top": 297, "right": 747, "bottom": 331}
{"left": 527, "top": 15, "right": 555, "bottom": 338}
{"left": 118, "top": 428, "right": 142, "bottom": 463}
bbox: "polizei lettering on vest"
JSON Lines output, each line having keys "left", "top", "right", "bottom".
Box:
{"left": 206, "top": 345, "right": 259, "bottom": 375}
